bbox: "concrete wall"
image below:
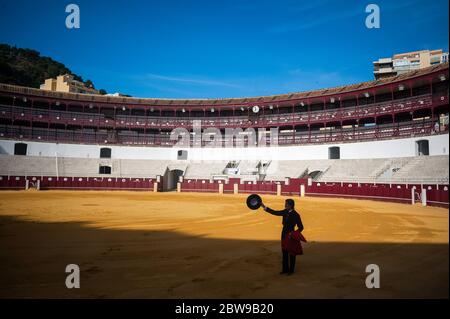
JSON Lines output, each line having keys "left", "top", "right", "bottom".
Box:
{"left": 0, "top": 133, "right": 448, "bottom": 161}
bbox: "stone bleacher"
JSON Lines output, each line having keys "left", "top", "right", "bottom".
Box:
{"left": 0, "top": 155, "right": 448, "bottom": 184}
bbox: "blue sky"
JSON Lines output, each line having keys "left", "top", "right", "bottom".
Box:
{"left": 0, "top": 0, "right": 448, "bottom": 98}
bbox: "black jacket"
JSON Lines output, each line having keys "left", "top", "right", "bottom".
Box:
{"left": 265, "top": 207, "right": 304, "bottom": 240}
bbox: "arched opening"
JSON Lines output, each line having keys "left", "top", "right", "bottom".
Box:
{"left": 416, "top": 140, "right": 429, "bottom": 156}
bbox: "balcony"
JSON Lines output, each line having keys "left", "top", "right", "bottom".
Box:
{"left": 0, "top": 93, "right": 441, "bottom": 131}
{"left": 0, "top": 118, "right": 446, "bottom": 147}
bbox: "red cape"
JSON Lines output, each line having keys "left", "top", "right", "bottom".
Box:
{"left": 282, "top": 230, "right": 307, "bottom": 255}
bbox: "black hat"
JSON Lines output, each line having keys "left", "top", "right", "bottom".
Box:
{"left": 246, "top": 194, "right": 262, "bottom": 210}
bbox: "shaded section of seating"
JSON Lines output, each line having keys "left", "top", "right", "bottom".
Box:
{"left": 0, "top": 155, "right": 448, "bottom": 184}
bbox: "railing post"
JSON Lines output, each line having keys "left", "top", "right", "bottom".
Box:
{"left": 421, "top": 188, "right": 427, "bottom": 206}
{"left": 300, "top": 184, "right": 305, "bottom": 197}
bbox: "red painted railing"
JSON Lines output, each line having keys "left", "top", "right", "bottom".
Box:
{"left": 0, "top": 119, "right": 445, "bottom": 146}
{"left": 0, "top": 94, "right": 439, "bottom": 129}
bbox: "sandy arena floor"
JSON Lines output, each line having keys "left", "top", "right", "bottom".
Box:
{"left": 0, "top": 190, "right": 448, "bottom": 298}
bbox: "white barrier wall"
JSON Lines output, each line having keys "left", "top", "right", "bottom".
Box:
{"left": 0, "top": 134, "right": 448, "bottom": 161}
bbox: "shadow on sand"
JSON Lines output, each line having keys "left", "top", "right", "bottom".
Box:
{"left": 0, "top": 215, "right": 448, "bottom": 299}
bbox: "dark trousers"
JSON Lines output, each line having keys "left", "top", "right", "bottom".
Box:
{"left": 282, "top": 249, "right": 296, "bottom": 273}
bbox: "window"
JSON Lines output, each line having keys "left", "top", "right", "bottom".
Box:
{"left": 14, "top": 143, "right": 27, "bottom": 155}
{"left": 177, "top": 150, "right": 187, "bottom": 160}
{"left": 328, "top": 146, "right": 340, "bottom": 159}
{"left": 100, "top": 147, "right": 111, "bottom": 158}
{"left": 99, "top": 166, "right": 112, "bottom": 174}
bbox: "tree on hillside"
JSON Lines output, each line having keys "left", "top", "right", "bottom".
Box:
{"left": 85, "top": 79, "right": 94, "bottom": 88}
{"left": 0, "top": 43, "right": 88, "bottom": 88}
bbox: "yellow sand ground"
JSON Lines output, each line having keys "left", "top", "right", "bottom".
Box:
{"left": 0, "top": 191, "right": 448, "bottom": 298}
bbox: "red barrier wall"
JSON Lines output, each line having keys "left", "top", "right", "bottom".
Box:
{"left": 305, "top": 182, "right": 448, "bottom": 207}
{"left": 1, "top": 175, "right": 448, "bottom": 207}
{"left": 0, "top": 176, "right": 154, "bottom": 191}
{"left": 0, "top": 176, "right": 26, "bottom": 189}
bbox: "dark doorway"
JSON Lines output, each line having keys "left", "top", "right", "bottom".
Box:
{"left": 163, "top": 169, "right": 184, "bottom": 191}
{"left": 416, "top": 140, "right": 429, "bottom": 156}
{"left": 99, "top": 166, "right": 112, "bottom": 174}
{"left": 328, "top": 146, "right": 340, "bottom": 159}
{"left": 14, "top": 143, "right": 27, "bottom": 155}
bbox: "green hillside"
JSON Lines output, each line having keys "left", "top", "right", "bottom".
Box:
{"left": 0, "top": 43, "right": 106, "bottom": 94}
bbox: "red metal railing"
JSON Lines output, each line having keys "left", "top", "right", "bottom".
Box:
{"left": 0, "top": 119, "right": 446, "bottom": 146}
{"left": 0, "top": 93, "right": 443, "bottom": 130}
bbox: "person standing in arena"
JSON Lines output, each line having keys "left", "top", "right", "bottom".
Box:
{"left": 261, "top": 199, "right": 304, "bottom": 275}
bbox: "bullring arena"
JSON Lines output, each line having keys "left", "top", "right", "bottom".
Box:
{"left": 0, "top": 63, "right": 449, "bottom": 299}
{"left": 0, "top": 191, "right": 448, "bottom": 298}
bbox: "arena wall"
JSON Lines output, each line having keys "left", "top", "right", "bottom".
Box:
{"left": 0, "top": 133, "right": 448, "bottom": 161}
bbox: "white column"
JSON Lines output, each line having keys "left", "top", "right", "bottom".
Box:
{"left": 300, "top": 184, "right": 305, "bottom": 197}
{"left": 55, "top": 152, "right": 59, "bottom": 179}
{"left": 219, "top": 183, "right": 224, "bottom": 194}
{"left": 421, "top": 188, "right": 427, "bottom": 206}
{"left": 411, "top": 186, "right": 416, "bottom": 205}
{"left": 277, "top": 184, "right": 281, "bottom": 196}
{"left": 233, "top": 183, "right": 238, "bottom": 194}
{"left": 177, "top": 182, "right": 181, "bottom": 193}
{"left": 153, "top": 183, "right": 158, "bottom": 192}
